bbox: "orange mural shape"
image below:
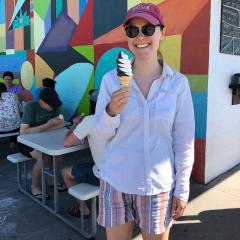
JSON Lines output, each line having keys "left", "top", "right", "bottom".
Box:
{"left": 14, "top": 28, "right": 24, "bottom": 50}
{"left": 159, "top": 0, "right": 209, "bottom": 36}
{"left": 94, "top": 25, "right": 126, "bottom": 45}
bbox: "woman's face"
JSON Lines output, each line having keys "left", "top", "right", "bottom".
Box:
{"left": 4, "top": 75, "right": 13, "bottom": 88}
{"left": 126, "top": 17, "right": 164, "bottom": 60}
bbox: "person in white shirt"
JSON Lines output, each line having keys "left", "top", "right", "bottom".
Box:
{"left": 62, "top": 114, "right": 100, "bottom": 217}
{"left": 95, "top": 3, "right": 195, "bottom": 240}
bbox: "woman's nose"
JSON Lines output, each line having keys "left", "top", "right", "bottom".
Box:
{"left": 136, "top": 30, "right": 145, "bottom": 39}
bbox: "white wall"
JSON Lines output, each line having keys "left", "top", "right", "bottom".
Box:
{"left": 206, "top": 0, "right": 240, "bottom": 183}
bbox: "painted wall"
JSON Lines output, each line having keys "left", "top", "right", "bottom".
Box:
{"left": 0, "top": 0, "right": 211, "bottom": 182}
{"left": 205, "top": 0, "right": 240, "bottom": 183}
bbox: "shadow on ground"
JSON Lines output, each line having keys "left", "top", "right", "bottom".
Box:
{"left": 1, "top": 137, "right": 240, "bottom": 240}
{"left": 170, "top": 208, "right": 240, "bottom": 240}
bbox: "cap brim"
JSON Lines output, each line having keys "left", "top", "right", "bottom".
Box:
{"left": 124, "top": 12, "right": 160, "bottom": 25}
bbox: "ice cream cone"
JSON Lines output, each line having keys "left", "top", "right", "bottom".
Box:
{"left": 119, "top": 76, "right": 132, "bottom": 87}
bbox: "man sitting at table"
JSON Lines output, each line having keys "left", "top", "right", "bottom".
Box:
{"left": 19, "top": 88, "right": 64, "bottom": 200}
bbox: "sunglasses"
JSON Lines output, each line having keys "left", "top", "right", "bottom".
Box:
{"left": 125, "top": 24, "right": 161, "bottom": 38}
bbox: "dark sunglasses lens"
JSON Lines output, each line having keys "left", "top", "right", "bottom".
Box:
{"left": 125, "top": 26, "right": 139, "bottom": 38}
{"left": 142, "top": 25, "right": 156, "bottom": 36}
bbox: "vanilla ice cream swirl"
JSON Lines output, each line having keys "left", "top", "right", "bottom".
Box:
{"left": 116, "top": 51, "right": 132, "bottom": 77}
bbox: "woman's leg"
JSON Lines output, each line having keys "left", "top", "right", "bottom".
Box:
{"left": 142, "top": 228, "right": 170, "bottom": 240}
{"left": 106, "top": 221, "right": 134, "bottom": 240}
{"left": 136, "top": 192, "right": 173, "bottom": 240}
{"left": 98, "top": 181, "right": 136, "bottom": 240}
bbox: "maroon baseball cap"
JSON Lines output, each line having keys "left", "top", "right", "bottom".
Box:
{"left": 124, "top": 3, "right": 165, "bottom": 26}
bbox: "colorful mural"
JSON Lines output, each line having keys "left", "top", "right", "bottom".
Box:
{"left": 0, "top": 0, "right": 210, "bottom": 182}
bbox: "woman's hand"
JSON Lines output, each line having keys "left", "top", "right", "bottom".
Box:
{"left": 106, "top": 87, "right": 131, "bottom": 116}
{"left": 172, "top": 196, "right": 187, "bottom": 220}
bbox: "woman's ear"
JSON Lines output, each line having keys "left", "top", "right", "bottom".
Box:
{"left": 160, "top": 27, "right": 166, "bottom": 40}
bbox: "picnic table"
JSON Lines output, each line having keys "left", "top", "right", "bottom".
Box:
{"left": 17, "top": 127, "right": 89, "bottom": 234}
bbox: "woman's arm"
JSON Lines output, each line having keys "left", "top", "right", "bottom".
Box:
{"left": 172, "top": 75, "right": 195, "bottom": 203}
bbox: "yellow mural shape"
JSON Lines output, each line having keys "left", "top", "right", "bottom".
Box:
{"left": 160, "top": 35, "right": 182, "bottom": 71}
{"left": 21, "top": 61, "right": 34, "bottom": 90}
{"left": 142, "top": 0, "right": 165, "bottom": 4}
{"left": 35, "top": 55, "right": 54, "bottom": 88}
{"left": 128, "top": 0, "right": 165, "bottom": 9}
{"left": 128, "top": 0, "right": 141, "bottom": 9}
{"left": 0, "top": 24, "right": 6, "bottom": 37}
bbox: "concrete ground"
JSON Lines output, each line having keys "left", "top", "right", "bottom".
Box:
{"left": 0, "top": 137, "right": 240, "bottom": 240}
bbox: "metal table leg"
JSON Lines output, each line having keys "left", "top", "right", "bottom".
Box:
{"left": 53, "top": 156, "right": 59, "bottom": 213}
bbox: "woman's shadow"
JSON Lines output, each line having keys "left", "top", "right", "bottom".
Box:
{"left": 170, "top": 208, "right": 240, "bottom": 240}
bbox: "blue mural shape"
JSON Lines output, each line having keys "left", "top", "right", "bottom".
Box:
{"left": 0, "top": 0, "right": 5, "bottom": 24}
{"left": 192, "top": 91, "right": 207, "bottom": 139}
{"left": 80, "top": 0, "right": 88, "bottom": 16}
{"left": 12, "top": 10, "right": 30, "bottom": 29}
{"left": 38, "top": 13, "right": 76, "bottom": 53}
{"left": 44, "top": 5, "right": 52, "bottom": 35}
{"left": 55, "top": 63, "right": 93, "bottom": 120}
{"left": 0, "top": 52, "right": 27, "bottom": 72}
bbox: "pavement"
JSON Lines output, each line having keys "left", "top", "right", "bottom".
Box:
{"left": 0, "top": 137, "right": 240, "bottom": 240}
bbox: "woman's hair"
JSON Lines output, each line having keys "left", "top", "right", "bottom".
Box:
{"left": 157, "top": 49, "right": 163, "bottom": 61}
{"left": 0, "top": 82, "right": 7, "bottom": 100}
{"left": 3, "top": 71, "right": 14, "bottom": 79}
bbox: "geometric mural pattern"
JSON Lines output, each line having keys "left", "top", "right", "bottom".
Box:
{"left": 0, "top": 0, "right": 211, "bottom": 182}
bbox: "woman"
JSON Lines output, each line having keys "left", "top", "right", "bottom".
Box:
{"left": 3, "top": 71, "right": 24, "bottom": 102}
{"left": 0, "top": 82, "right": 21, "bottom": 148}
{"left": 95, "top": 3, "right": 195, "bottom": 240}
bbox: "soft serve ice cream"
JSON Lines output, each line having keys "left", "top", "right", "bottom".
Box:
{"left": 116, "top": 51, "right": 132, "bottom": 87}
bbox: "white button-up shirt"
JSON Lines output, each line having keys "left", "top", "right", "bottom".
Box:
{"left": 95, "top": 62, "right": 195, "bottom": 202}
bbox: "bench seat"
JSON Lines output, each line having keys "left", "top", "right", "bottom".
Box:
{"left": 7, "top": 152, "right": 32, "bottom": 163}
{"left": 68, "top": 183, "right": 99, "bottom": 201}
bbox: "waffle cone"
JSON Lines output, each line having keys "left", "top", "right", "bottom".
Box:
{"left": 119, "top": 76, "right": 132, "bottom": 87}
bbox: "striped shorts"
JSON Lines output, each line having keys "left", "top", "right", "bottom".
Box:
{"left": 98, "top": 180, "right": 173, "bottom": 235}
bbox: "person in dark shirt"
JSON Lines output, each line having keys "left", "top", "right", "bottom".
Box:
{"left": 19, "top": 88, "right": 63, "bottom": 200}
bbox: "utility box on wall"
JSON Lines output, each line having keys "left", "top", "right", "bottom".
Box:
{"left": 229, "top": 73, "right": 240, "bottom": 105}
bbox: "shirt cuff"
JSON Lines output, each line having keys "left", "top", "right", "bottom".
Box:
{"left": 173, "top": 184, "right": 190, "bottom": 202}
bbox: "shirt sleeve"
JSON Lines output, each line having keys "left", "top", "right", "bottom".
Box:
{"left": 16, "top": 84, "right": 24, "bottom": 95}
{"left": 21, "top": 102, "right": 33, "bottom": 124}
{"left": 172, "top": 75, "right": 195, "bottom": 202}
{"left": 53, "top": 107, "right": 61, "bottom": 117}
{"left": 94, "top": 72, "right": 120, "bottom": 140}
{"left": 73, "top": 115, "right": 93, "bottom": 140}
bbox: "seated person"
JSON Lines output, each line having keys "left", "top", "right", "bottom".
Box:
{"left": 62, "top": 115, "right": 101, "bottom": 217}
{"left": 0, "top": 82, "right": 21, "bottom": 149}
{"left": 42, "top": 78, "right": 56, "bottom": 89}
{"left": 62, "top": 89, "right": 101, "bottom": 217}
{"left": 3, "top": 71, "right": 24, "bottom": 103}
{"left": 19, "top": 88, "right": 64, "bottom": 200}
